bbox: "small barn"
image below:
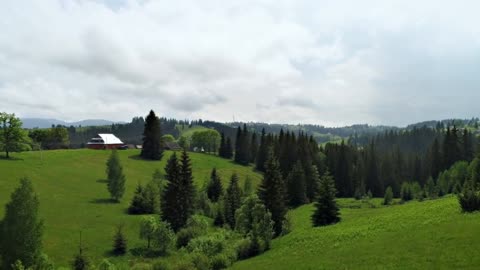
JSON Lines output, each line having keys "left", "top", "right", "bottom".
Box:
{"left": 87, "top": 134, "right": 124, "bottom": 149}
{"left": 164, "top": 141, "right": 182, "bottom": 151}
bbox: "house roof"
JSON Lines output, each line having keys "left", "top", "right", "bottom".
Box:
{"left": 88, "top": 133, "right": 123, "bottom": 145}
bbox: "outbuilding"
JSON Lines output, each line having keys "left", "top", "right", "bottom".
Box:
{"left": 87, "top": 134, "right": 124, "bottom": 149}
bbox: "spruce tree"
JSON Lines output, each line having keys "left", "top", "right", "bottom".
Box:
{"left": 234, "top": 127, "right": 243, "bottom": 164}
{"left": 106, "top": 150, "right": 126, "bottom": 202}
{"left": 128, "top": 183, "right": 146, "bottom": 214}
{"left": 286, "top": 161, "right": 308, "bottom": 207}
{"left": 179, "top": 149, "right": 195, "bottom": 228}
{"left": 256, "top": 128, "right": 268, "bottom": 172}
{"left": 258, "top": 148, "right": 287, "bottom": 236}
{"left": 383, "top": 186, "right": 393, "bottom": 205}
{"left": 250, "top": 132, "right": 258, "bottom": 163}
{"left": 141, "top": 110, "right": 164, "bottom": 160}
{"left": 312, "top": 170, "right": 340, "bottom": 227}
{"left": 113, "top": 225, "right": 127, "bottom": 255}
{"left": 219, "top": 132, "right": 226, "bottom": 158}
{"left": 225, "top": 137, "right": 233, "bottom": 159}
{"left": 305, "top": 164, "right": 321, "bottom": 202}
{"left": 0, "top": 178, "right": 43, "bottom": 269}
{"left": 207, "top": 168, "right": 223, "bottom": 202}
{"left": 224, "top": 173, "right": 242, "bottom": 228}
{"left": 162, "top": 153, "right": 182, "bottom": 231}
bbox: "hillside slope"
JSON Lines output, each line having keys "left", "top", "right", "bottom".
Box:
{"left": 0, "top": 149, "right": 261, "bottom": 266}
{"left": 231, "top": 197, "right": 480, "bottom": 270}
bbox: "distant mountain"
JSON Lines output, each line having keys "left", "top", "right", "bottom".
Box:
{"left": 21, "top": 118, "right": 125, "bottom": 129}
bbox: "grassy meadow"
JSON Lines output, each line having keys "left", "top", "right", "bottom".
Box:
{"left": 0, "top": 149, "right": 261, "bottom": 267}
{"left": 231, "top": 196, "right": 480, "bottom": 270}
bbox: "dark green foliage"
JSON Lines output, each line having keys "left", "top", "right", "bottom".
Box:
{"left": 234, "top": 124, "right": 251, "bottom": 165}
{"left": 243, "top": 176, "right": 253, "bottom": 196}
{"left": 162, "top": 150, "right": 195, "bottom": 232}
{"left": 219, "top": 133, "right": 233, "bottom": 159}
{"left": 176, "top": 216, "right": 209, "bottom": 248}
{"left": 141, "top": 110, "right": 164, "bottom": 160}
{"left": 250, "top": 133, "right": 258, "bottom": 163}
{"left": 207, "top": 168, "right": 223, "bottom": 202}
{"left": 0, "top": 178, "right": 43, "bottom": 270}
{"left": 255, "top": 129, "right": 268, "bottom": 172}
{"left": 113, "top": 225, "right": 127, "bottom": 255}
{"left": 458, "top": 182, "right": 480, "bottom": 212}
{"left": 224, "top": 174, "right": 242, "bottom": 228}
{"left": 400, "top": 182, "right": 413, "bottom": 201}
{"left": 383, "top": 186, "right": 393, "bottom": 205}
{"left": 258, "top": 148, "right": 287, "bottom": 236}
{"left": 128, "top": 183, "right": 146, "bottom": 214}
{"left": 312, "top": 170, "right": 340, "bottom": 227}
{"left": 286, "top": 161, "right": 308, "bottom": 207}
{"left": 72, "top": 235, "right": 89, "bottom": 270}
{"left": 425, "top": 177, "right": 438, "bottom": 199}
{"left": 106, "top": 150, "right": 126, "bottom": 202}
{"left": 235, "top": 195, "right": 274, "bottom": 257}
{"left": 305, "top": 164, "right": 320, "bottom": 202}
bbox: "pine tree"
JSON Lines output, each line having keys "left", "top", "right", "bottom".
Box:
{"left": 225, "top": 137, "right": 233, "bottom": 159}
{"left": 219, "top": 132, "right": 226, "bottom": 158}
{"left": 141, "top": 110, "right": 164, "bottom": 160}
{"left": 305, "top": 164, "right": 321, "bottom": 202}
{"left": 286, "top": 161, "right": 308, "bottom": 207}
{"left": 162, "top": 153, "right": 182, "bottom": 231}
{"left": 128, "top": 183, "right": 146, "bottom": 214}
{"left": 72, "top": 232, "right": 89, "bottom": 270}
{"left": 312, "top": 170, "right": 340, "bottom": 227}
{"left": 178, "top": 149, "right": 195, "bottom": 229}
{"left": 383, "top": 186, "right": 393, "bottom": 205}
{"left": 106, "top": 150, "right": 126, "bottom": 202}
{"left": 224, "top": 173, "right": 242, "bottom": 228}
{"left": 256, "top": 128, "right": 268, "bottom": 172}
{"left": 113, "top": 225, "right": 127, "bottom": 255}
{"left": 250, "top": 132, "right": 258, "bottom": 163}
{"left": 234, "top": 127, "right": 243, "bottom": 164}
{"left": 0, "top": 178, "right": 44, "bottom": 269}
{"left": 463, "top": 129, "right": 474, "bottom": 162}
{"left": 207, "top": 168, "right": 223, "bottom": 202}
{"left": 258, "top": 148, "right": 287, "bottom": 236}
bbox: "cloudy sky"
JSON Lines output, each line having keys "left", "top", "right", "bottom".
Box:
{"left": 1, "top": 0, "right": 480, "bottom": 126}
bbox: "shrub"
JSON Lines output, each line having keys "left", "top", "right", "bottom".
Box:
{"left": 72, "top": 252, "right": 90, "bottom": 270}
{"left": 400, "top": 182, "right": 413, "bottom": 201}
{"left": 459, "top": 183, "right": 480, "bottom": 212}
{"left": 36, "top": 253, "right": 55, "bottom": 270}
{"left": 383, "top": 186, "right": 393, "bottom": 205}
{"left": 211, "top": 254, "right": 230, "bottom": 270}
{"left": 187, "top": 233, "right": 226, "bottom": 257}
{"left": 235, "top": 238, "right": 254, "bottom": 260}
{"left": 176, "top": 228, "right": 197, "bottom": 249}
{"left": 98, "top": 259, "right": 116, "bottom": 270}
{"left": 152, "top": 261, "right": 170, "bottom": 270}
{"left": 113, "top": 225, "right": 127, "bottom": 255}
{"left": 191, "top": 253, "right": 210, "bottom": 270}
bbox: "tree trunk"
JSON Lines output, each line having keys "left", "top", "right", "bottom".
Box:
{"left": 5, "top": 150, "right": 9, "bottom": 159}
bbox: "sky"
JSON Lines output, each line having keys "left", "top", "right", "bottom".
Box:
{"left": 1, "top": 0, "right": 480, "bottom": 126}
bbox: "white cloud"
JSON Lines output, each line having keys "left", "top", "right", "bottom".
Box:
{"left": 1, "top": 0, "right": 480, "bottom": 126}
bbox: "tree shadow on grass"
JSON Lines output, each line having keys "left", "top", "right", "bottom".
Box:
{"left": 128, "top": 154, "right": 162, "bottom": 162}
{"left": 96, "top": 179, "right": 108, "bottom": 184}
{"left": 0, "top": 156, "right": 24, "bottom": 161}
{"left": 89, "top": 198, "right": 118, "bottom": 204}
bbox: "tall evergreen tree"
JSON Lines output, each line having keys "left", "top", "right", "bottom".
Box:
{"left": 113, "top": 225, "right": 127, "bottom": 255}
{"left": 207, "top": 168, "right": 223, "bottom": 202}
{"left": 0, "top": 178, "right": 44, "bottom": 269}
{"left": 219, "top": 132, "right": 227, "bottom": 158}
{"left": 305, "top": 164, "right": 321, "bottom": 202}
{"left": 258, "top": 148, "right": 287, "bottom": 236}
{"left": 225, "top": 137, "right": 233, "bottom": 159}
{"left": 141, "top": 110, "right": 164, "bottom": 160}
{"left": 286, "top": 161, "right": 308, "bottom": 207}
{"left": 428, "top": 137, "right": 442, "bottom": 179}
{"left": 250, "top": 132, "right": 258, "bottom": 164}
{"left": 106, "top": 150, "right": 126, "bottom": 202}
{"left": 162, "top": 153, "right": 186, "bottom": 232}
{"left": 312, "top": 170, "right": 340, "bottom": 227}
{"left": 234, "top": 127, "right": 243, "bottom": 164}
{"left": 177, "top": 150, "right": 195, "bottom": 231}
{"left": 256, "top": 128, "right": 268, "bottom": 172}
{"left": 224, "top": 173, "right": 242, "bottom": 228}
{"left": 462, "top": 129, "right": 474, "bottom": 162}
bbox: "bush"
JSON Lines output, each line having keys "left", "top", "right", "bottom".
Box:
{"left": 113, "top": 225, "right": 127, "bottom": 255}
{"left": 191, "top": 253, "right": 210, "bottom": 270}
{"left": 400, "top": 182, "right": 413, "bottom": 201}
{"left": 459, "top": 184, "right": 480, "bottom": 212}
{"left": 383, "top": 186, "right": 393, "bottom": 205}
{"left": 72, "top": 252, "right": 90, "bottom": 270}
{"left": 235, "top": 238, "right": 254, "bottom": 260}
{"left": 187, "top": 233, "right": 227, "bottom": 257}
{"left": 211, "top": 254, "right": 230, "bottom": 270}
{"left": 176, "top": 228, "right": 197, "bottom": 249}
{"left": 152, "top": 261, "right": 170, "bottom": 270}
{"left": 98, "top": 259, "right": 116, "bottom": 270}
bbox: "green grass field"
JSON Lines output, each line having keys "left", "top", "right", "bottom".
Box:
{"left": 1, "top": 149, "right": 480, "bottom": 269}
{"left": 0, "top": 149, "right": 261, "bottom": 267}
{"left": 231, "top": 196, "right": 480, "bottom": 270}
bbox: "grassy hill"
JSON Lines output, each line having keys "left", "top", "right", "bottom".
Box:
{"left": 231, "top": 196, "right": 480, "bottom": 270}
{"left": 0, "top": 149, "right": 261, "bottom": 267}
